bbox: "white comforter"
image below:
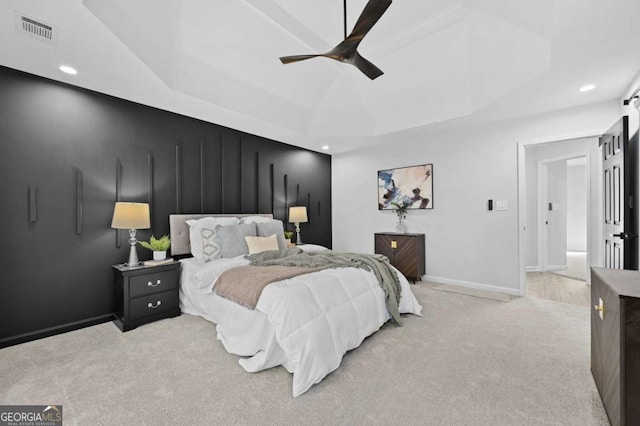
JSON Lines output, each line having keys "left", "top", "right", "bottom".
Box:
{"left": 180, "top": 251, "right": 422, "bottom": 396}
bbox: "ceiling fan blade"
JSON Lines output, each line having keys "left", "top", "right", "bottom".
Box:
{"left": 279, "top": 54, "right": 322, "bottom": 64}
{"left": 278, "top": 0, "right": 391, "bottom": 80}
{"left": 353, "top": 52, "right": 384, "bottom": 80}
{"left": 347, "top": 0, "right": 392, "bottom": 44}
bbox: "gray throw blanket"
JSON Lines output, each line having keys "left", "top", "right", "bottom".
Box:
{"left": 246, "top": 249, "right": 402, "bottom": 325}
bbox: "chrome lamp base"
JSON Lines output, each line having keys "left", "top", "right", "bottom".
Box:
{"left": 295, "top": 222, "right": 303, "bottom": 245}
{"left": 125, "top": 228, "right": 142, "bottom": 267}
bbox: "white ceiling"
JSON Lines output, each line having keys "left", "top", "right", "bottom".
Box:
{"left": 1, "top": 0, "right": 639, "bottom": 153}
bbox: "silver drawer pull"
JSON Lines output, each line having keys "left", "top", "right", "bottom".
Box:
{"left": 147, "top": 279, "right": 161, "bottom": 287}
{"left": 147, "top": 301, "right": 162, "bottom": 309}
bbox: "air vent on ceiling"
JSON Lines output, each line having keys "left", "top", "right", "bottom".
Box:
{"left": 14, "top": 11, "right": 58, "bottom": 44}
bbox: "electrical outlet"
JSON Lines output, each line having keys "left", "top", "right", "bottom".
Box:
{"left": 495, "top": 200, "right": 508, "bottom": 211}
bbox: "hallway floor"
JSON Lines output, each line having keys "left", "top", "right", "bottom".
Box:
{"left": 527, "top": 271, "right": 590, "bottom": 307}
{"left": 550, "top": 251, "right": 587, "bottom": 281}
{"left": 527, "top": 251, "right": 589, "bottom": 307}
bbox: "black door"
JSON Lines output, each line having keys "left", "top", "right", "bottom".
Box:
{"left": 601, "top": 116, "right": 638, "bottom": 269}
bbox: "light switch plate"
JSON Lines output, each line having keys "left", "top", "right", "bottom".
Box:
{"left": 495, "top": 200, "right": 508, "bottom": 211}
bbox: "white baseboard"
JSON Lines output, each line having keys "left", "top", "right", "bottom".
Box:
{"left": 525, "top": 265, "right": 567, "bottom": 272}
{"left": 422, "top": 275, "right": 523, "bottom": 296}
{"left": 546, "top": 264, "right": 567, "bottom": 272}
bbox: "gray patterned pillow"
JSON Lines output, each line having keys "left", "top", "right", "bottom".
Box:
{"left": 201, "top": 227, "right": 223, "bottom": 262}
{"left": 186, "top": 216, "right": 239, "bottom": 260}
{"left": 215, "top": 223, "right": 257, "bottom": 258}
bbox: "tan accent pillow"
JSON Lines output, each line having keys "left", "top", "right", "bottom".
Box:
{"left": 244, "top": 234, "right": 279, "bottom": 254}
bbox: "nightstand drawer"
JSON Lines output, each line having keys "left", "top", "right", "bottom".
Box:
{"left": 113, "top": 262, "right": 181, "bottom": 332}
{"left": 129, "top": 269, "right": 179, "bottom": 298}
{"left": 129, "top": 289, "right": 179, "bottom": 321}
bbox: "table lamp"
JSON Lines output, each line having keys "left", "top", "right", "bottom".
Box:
{"left": 288, "top": 206, "right": 308, "bottom": 245}
{"left": 111, "top": 202, "right": 151, "bottom": 266}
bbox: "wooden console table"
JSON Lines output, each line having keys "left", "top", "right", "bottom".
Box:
{"left": 374, "top": 232, "right": 425, "bottom": 282}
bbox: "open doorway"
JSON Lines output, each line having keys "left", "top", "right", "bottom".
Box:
{"left": 557, "top": 157, "right": 588, "bottom": 281}
{"left": 538, "top": 156, "right": 588, "bottom": 280}
{"left": 519, "top": 137, "right": 602, "bottom": 306}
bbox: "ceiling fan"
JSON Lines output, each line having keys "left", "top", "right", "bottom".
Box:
{"left": 279, "top": 0, "right": 393, "bottom": 80}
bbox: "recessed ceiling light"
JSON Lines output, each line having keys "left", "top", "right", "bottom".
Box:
{"left": 579, "top": 84, "right": 595, "bottom": 92}
{"left": 59, "top": 65, "right": 77, "bottom": 75}
{"left": 322, "top": 145, "right": 330, "bottom": 150}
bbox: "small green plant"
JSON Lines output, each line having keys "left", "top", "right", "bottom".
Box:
{"left": 390, "top": 202, "right": 409, "bottom": 224}
{"left": 139, "top": 235, "right": 171, "bottom": 251}
{"left": 284, "top": 231, "right": 294, "bottom": 240}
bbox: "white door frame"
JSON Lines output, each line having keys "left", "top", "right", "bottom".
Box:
{"left": 538, "top": 161, "right": 549, "bottom": 272}
{"left": 517, "top": 133, "right": 601, "bottom": 296}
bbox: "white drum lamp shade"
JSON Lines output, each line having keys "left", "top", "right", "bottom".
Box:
{"left": 289, "top": 206, "right": 308, "bottom": 244}
{"left": 111, "top": 202, "right": 150, "bottom": 266}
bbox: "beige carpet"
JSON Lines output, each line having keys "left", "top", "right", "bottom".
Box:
{"left": 0, "top": 286, "right": 608, "bottom": 426}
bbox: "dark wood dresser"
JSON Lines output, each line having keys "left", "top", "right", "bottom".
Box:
{"left": 591, "top": 267, "right": 640, "bottom": 426}
{"left": 374, "top": 233, "right": 425, "bottom": 282}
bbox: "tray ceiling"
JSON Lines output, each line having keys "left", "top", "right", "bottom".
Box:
{"left": 1, "top": 0, "right": 639, "bottom": 152}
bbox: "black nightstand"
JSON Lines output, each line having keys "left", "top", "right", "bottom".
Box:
{"left": 112, "top": 262, "right": 181, "bottom": 332}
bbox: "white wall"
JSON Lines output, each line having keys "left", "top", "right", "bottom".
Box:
{"left": 566, "top": 162, "right": 587, "bottom": 251}
{"left": 332, "top": 100, "right": 620, "bottom": 294}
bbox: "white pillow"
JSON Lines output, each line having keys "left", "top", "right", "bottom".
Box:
{"left": 239, "top": 215, "right": 274, "bottom": 224}
{"left": 245, "top": 234, "right": 279, "bottom": 254}
{"left": 186, "top": 217, "right": 239, "bottom": 260}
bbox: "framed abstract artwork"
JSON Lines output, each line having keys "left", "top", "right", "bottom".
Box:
{"left": 378, "top": 163, "right": 433, "bottom": 210}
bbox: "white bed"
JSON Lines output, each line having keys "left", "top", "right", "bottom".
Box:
{"left": 170, "top": 214, "right": 423, "bottom": 396}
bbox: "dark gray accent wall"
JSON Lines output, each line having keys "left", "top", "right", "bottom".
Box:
{"left": 0, "top": 66, "right": 331, "bottom": 347}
